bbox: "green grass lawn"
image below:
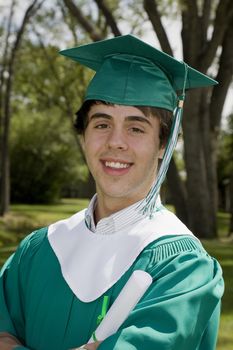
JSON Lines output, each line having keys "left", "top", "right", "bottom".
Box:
{"left": 0, "top": 199, "right": 89, "bottom": 265}
{"left": 202, "top": 238, "right": 233, "bottom": 350}
{"left": 0, "top": 199, "right": 232, "bottom": 349}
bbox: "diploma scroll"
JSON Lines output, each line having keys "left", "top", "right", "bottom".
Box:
{"left": 88, "top": 270, "right": 152, "bottom": 343}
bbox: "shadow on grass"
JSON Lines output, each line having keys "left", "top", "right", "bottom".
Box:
{"left": 220, "top": 265, "right": 233, "bottom": 315}
{"left": 217, "top": 337, "right": 233, "bottom": 350}
{"left": 203, "top": 240, "right": 233, "bottom": 316}
{"left": 12, "top": 206, "right": 79, "bottom": 216}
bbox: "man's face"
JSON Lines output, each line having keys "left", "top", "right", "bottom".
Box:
{"left": 81, "top": 103, "right": 164, "bottom": 209}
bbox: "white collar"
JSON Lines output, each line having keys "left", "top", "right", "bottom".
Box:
{"left": 85, "top": 194, "right": 158, "bottom": 235}
{"left": 48, "top": 204, "right": 194, "bottom": 302}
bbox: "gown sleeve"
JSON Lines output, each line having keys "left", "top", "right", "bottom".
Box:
{"left": 98, "top": 237, "right": 224, "bottom": 350}
{"left": 0, "top": 229, "right": 47, "bottom": 349}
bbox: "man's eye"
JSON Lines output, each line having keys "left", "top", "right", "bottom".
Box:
{"left": 130, "top": 127, "right": 144, "bottom": 133}
{"left": 95, "top": 123, "right": 109, "bottom": 129}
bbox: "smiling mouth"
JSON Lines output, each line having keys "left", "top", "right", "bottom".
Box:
{"left": 104, "top": 161, "right": 131, "bottom": 169}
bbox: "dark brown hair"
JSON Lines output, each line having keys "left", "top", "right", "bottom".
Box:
{"left": 74, "top": 100, "right": 173, "bottom": 147}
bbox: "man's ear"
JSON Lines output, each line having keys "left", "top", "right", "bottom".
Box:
{"left": 78, "top": 134, "right": 87, "bottom": 161}
{"left": 158, "top": 144, "right": 165, "bottom": 160}
{"left": 79, "top": 134, "right": 85, "bottom": 153}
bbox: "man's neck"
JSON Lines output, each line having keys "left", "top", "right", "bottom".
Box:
{"left": 94, "top": 195, "right": 144, "bottom": 224}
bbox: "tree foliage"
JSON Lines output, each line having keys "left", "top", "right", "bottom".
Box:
{"left": 0, "top": 0, "right": 44, "bottom": 215}
{"left": 218, "top": 115, "right": 233, "bottom": 184}
{"left": 1, "top": 6, "right": 92, "bottom": 207}
{"left": 10, "top": 110, "right": 86, "bottom": 203}
{"left": 9, "top": 37, "right": 91, "bottom": 203}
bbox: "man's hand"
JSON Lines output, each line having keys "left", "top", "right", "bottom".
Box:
{"left": 81, "top": 341, "right": 102, "bottom": 350}
{"left": 71, "top": 341, "right": 102, "bottom": 350}
{"left": 0, "top": 332, "right": 22, "bottom": 350}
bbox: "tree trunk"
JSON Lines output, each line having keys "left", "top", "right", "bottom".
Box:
{"left": 183, "top": 90, "right": 215, "bottom": 238}
{"left": 199, "top": 89, "right": 218, "bottom": 237}
{"left": 0, "top": 144, "right": 10, "bottom": 215}
{"left": 0, "top": 0, "right": 42, "bottom": 216}
{"left": 0, "top": 72, "right": 14, "bottom": 215}
{"left": 166, "top": 157, "right": 188, "bottom": 224}
{"left": 0, "top": 74, "right": 11, "bottom": 215}
{"left": 229, "top": 173, "right": 233, "bottom": 237}
{"left": 63, "top": 0, "right": 104, "bottom": 41}
{"left": 0, "top": 0, "right": 16, "bottom": 216}
{"left": 180, "top": 1, "right": 233, "bottom": 238}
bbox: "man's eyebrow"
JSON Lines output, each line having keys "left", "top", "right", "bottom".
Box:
{"left": 125, "top": 115, "right": 152, "bottom": 126}
{"left": 89, "top": 113, "right": 152, "bottom": 126}
{"left": 89, "top": 113, "right": 112, "bottom": 121}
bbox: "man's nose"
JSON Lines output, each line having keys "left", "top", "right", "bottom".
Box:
{"left": 106, "top": 128, "right": 128, "bottom": 150}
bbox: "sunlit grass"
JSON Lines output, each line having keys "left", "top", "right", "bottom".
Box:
{"left": 0, "top": 198, "right": 89, "bottom": 265}
{"left": 202, "top": 239, "right": 233, "bottom": 350}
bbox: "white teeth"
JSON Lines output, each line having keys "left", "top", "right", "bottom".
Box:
{"left": 105, "top": 161, "right": 130, "bottom": 169}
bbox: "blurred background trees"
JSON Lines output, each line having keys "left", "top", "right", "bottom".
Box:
{"left": 0, "top": 0, "right": 44, "bottom": 215}
{"left": 0, "top": 0, "right": 232, "bottom": 238}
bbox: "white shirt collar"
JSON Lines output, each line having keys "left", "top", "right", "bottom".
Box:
{"left": 85, "top": 194, "right": 163, "bottom": 235}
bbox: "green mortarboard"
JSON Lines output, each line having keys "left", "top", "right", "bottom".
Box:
{"left": 60, "top": 34, "right": 217, "bottom": 112}
{"left": 60, "top": 35, "right": 218, "bottom": 216}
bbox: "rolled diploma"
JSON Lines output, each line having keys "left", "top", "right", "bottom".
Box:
{"left": 88, "top": 270, "right": 152, "bottom": 343}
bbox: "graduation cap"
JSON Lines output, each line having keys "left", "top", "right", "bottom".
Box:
{"left": 60, "top": 34, "right": 217, "bottom": 111}
{"left": 60, "top": 35, "right": 218, "bottom": 216}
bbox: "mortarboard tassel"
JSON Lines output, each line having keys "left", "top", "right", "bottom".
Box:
{"left": 139, "top": 63, "right": 188, "bottom": 217}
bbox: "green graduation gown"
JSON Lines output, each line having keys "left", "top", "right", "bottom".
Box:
{"left": 0, "top": 225, "right": 224, "bottom": 350}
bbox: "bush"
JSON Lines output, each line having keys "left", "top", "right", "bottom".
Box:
{"left": 10, "top": 112, "right": 86, "bottom": 203}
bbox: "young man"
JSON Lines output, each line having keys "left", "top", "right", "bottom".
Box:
{"left": 0, "top": 35, "right": 224, "bottom": 350}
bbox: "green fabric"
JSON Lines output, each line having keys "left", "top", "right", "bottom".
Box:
{"left": 60, "top": 35, "right": 218, "bottom": 111}
{"left": 0, "top": 228, "right": 224, "bottom": 350}
{"left": 85, "top": 54, "right": 177, "bottom": 111}
{"left": 97, "top": 295, "right": 110, "bottom": 325}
